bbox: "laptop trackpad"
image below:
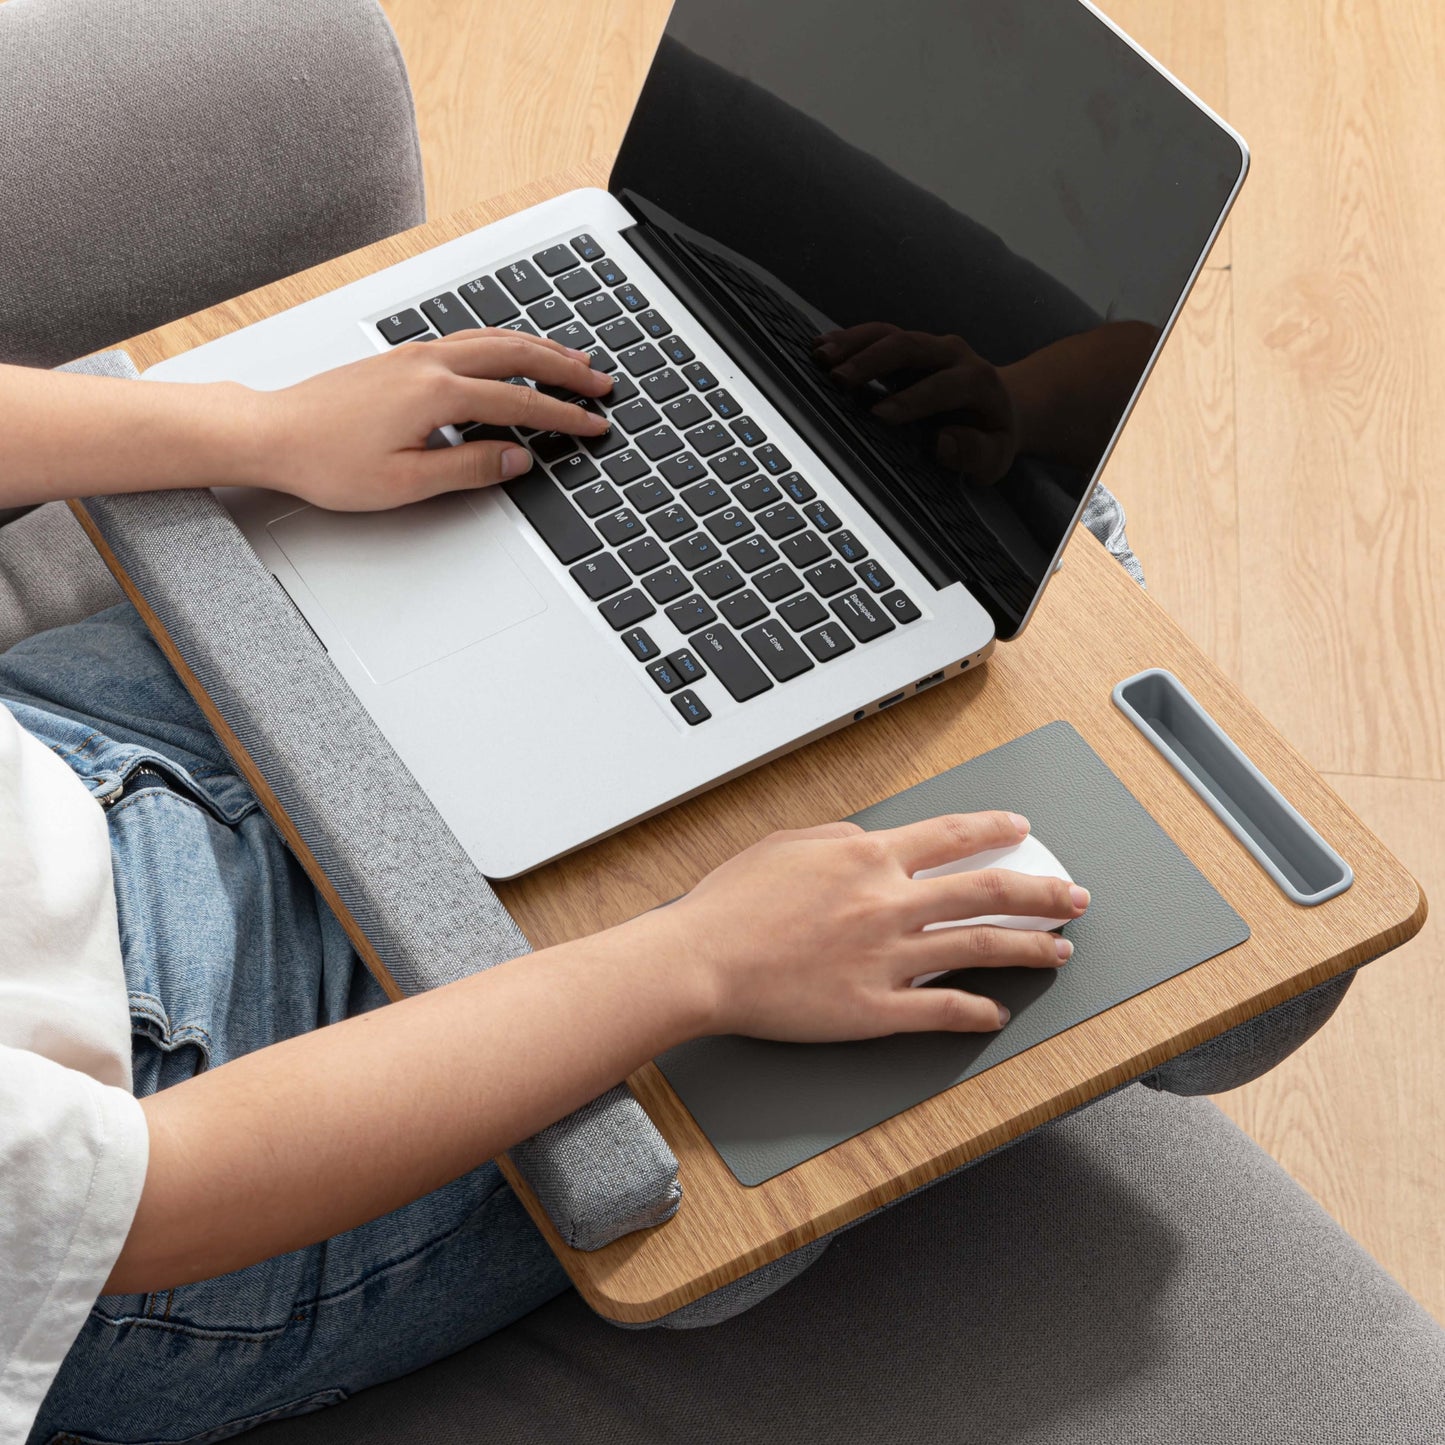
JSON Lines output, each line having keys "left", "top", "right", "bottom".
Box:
{"left": 268, "top": 493, "right": 545, "bottom": 685}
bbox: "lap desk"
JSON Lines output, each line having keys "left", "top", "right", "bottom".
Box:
{"left": 80, "top": 165, "right": 1426, "bottom": 1324}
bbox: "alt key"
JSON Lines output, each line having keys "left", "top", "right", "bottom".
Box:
{"left": 671, "top": 688, "right": 712, "bottom": 725}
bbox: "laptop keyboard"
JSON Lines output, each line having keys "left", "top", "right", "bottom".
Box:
{"left": 374, "top": 233, "right": 920, "bottom": 725}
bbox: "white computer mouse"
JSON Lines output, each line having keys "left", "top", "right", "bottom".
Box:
{"left": 910, "top": 832, "right": 1076, "bottom": 987}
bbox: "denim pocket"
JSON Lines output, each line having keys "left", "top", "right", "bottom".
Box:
{"left": 43, "top": 1388, "right": 348, "bottom": 1445}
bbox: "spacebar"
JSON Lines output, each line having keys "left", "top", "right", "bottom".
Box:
{"left": 688, "top": 624, "right": 773, "bottom": 702}
{"left": 503, "top": 475, "right": 601, "bottom": 564}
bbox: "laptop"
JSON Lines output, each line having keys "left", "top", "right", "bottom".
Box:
{"left": 146, "top": 0, "right": 1247, "bottom": 877}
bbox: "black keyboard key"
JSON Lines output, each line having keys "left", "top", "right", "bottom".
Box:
{"left": 672, "top": 689, "right": 711, "bottom": 725}
{"left": 753, "top": 444, "right": 790, "bottom": 476}
{"left": 597, "top": 316, "right": 643, "bottom": 350}
{"left": 650, "top": 504, "right": 696, "bottom": 543}
{"left": 622, "top": 627, "right": 659, "bottom": 661}
{"left": 777, "top": 594, "right": 828, "bottom": 632}
{"left": 728, "top": 535, "right": 778, "bottom": 572}
{"left": 672, "top": 532, "right": 721, "bottom": 570}
{"left": 831, "top": 588, "right": 896, "bottom": 642}
{"left": 720, "top": 589, "right": 769, "bottom": 629}
{"left": 499, "top": 259, "right": 551, "bottom": 304}
{"left": 501, "top": 318, "right": 539, "bottom": 335}
{"left": 734, "top": 476, "right": 782, "bottom": 511}
{"left": 696, "top": 560, "right": 744, "bottom": 599}
{"left": 591, "top": 256, "right": 625, "bottom": 284}
{"left": 599, "top": 589, "right": 655, "bottom": 631}
{"left": 602, "top": 449, "right": 651, "bottom": 486}
{"left": 679, "top": 479, "right": 729, "bottom": 515}
{"left": 551, "top": 452, "right": 599, "bottom": 489}
{"left": 528, "top": 295, "right": 573, "bottom": 328}
{"left": 683, "top": 361, "right": 718, "bottom": 390}
{"left": 597, "top": 508, "right": 644, "bottom": 546}
{"left": 666, "top": 594, "right": 716, "bottom": 631}
{"left": 648, "top": 657, "right": 685, "bottom": 693}
{"left": 574, "top": 480, "right": 623, "bottom": 516}
{"left": 572, "top": 233, "right": 604, "bottom": 262}
{"left": 730, "top": 417, "right": 766, "bottom": 447}
{"left": 707, "top": 389, "right": 742, "bottom": 419}
{"left": 613, "top": 398, "right": 661, "bottom": 434}
{"left": 803, "top": 498, "right": 841, "bottom": 531}
{"left": 705, "top": 506, "right": 754, "bottom": 542}
{"left": 755, "top": 563, "right": 804, "bottom": 602}
{"left": 662, "top": 394, "right": 710, "bottom": 430}
{"left": 623, "top": 476, "right": 672, "bottom": 512}
{"left": 619, "top": 342, "right": 666, "bottom": 376}
{"left": 802, "top": 621, "right": 855, "bottom": 663}
{"left": 555, "top": 268, "right": 600, "bottom": 301}
{"left": 577, "top": 292, "right": 622, "bottom": 326}
{"left": 377, "top": 308, "right": 427, "bottom": 345}
{"left": 669, "top": 649, "right": 706, "bottom": 685}
{"left": 530, "top": 431, "right": 579, "bottom": 464}
{"left": 637, "top": 425, "right": 684, "bottom": 461}
{"left": 570, "top": 553, "right": 629, "bottom": 600}
{"left": 642, "top": 368, "right": 687, "bottom": 402}
{"left": 585, "top": 345, "right": 618, "bottom": 374}
{"left": 685, "top": 420, "right": 731, "bottom": 457}
{"left": 408, "top": 333, "right": 439, "bottom": 343}
{"left": 635, "top": 309, "right": 671, "bottom": 339}
{"left": 804, "top": 559, "right": 853, "bottom": 597}
{"left": 779, "top": 472, "right": 815, "bottom": 504}
{"left": 534, "top": 243, "right": 578, "bottom": 276}
{"left": 880, "top": 589, "right": 922, "bottom": 624}
{"left": 759, "top": 504, "right": 807, "bottom": 541}
{"left": 708, "top": 447, "right": 758, "bottom": 483}
{"left": 615, "top": 283, "right": 648, "bottom": 312}
{"left": 504, "top": 475, "right": 600, "bottom": 564}
{"left": 602, "top": 373, "right": 637, "bottom": 404}
{"left": 548, "top": 321, "right": 594, "bottom": 352}
{"left": 831, "top": 530, "right": 868, "bottom": 564}
{"left": 658, "top": 451, "right": 705, "bottom": 488}
{"left": 660, "top": 335, "right": 694, "bottom": 366}
{"left": 620, "top": 536, "right": 668, "bottom": 575}
{"left": 461, "top": 422, "right": 513, "bottom": 442}
{"left": 460, "top": 276, "right": 519, "bottom": 326}
{"left": 643, "top": 564, "right": 690, "bottom": 603}
{"left": 856, "top": 560, "right": 893, "bottom": 593}
{"left": 688, "top": 625, "right": 773, "bottom": 702}
{"left": 780, "top": 529, "right": 829, "bottom": 566}
{"left": 582, "top": 426, "right": 626, "bottom": 458}
{"left": 420, "top": 293, "right": 479, "bottom": 336}
{"left": 743, "top": 620, "right": 814, "bottom": 682}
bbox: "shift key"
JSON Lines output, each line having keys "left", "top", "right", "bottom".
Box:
{"left": 503, "top": 475, "right": 602, "bottom": 564}
{"left": 688, "top": 624, "right": 773, "bottom": 702}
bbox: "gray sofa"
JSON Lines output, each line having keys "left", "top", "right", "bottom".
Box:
{"left": 3, "top": 2, "right": 1443, "bottom": 1440}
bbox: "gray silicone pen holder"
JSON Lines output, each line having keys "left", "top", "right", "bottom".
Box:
{"left": 1112, "top": 669, "right": 1353, "bottom": 906}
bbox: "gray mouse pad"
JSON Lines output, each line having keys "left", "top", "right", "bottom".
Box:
{"left": 655, "top": 720, "right": 1250, "bottom": 1186}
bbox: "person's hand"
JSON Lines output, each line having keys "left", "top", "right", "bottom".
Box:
{"left": 243, "top": 329, "right": 614, "bottom": 509}
{"left": 813, "top": 322, "right": 1019, "bottom": 484}
{"left": 665, "top": 811, "right": 1088, "bottom": 1042}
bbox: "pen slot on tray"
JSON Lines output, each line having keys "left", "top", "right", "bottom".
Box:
{"left": 1113, "top": 668, "right": 1353, "bottom": 906}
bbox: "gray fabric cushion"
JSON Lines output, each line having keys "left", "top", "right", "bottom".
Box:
{"left": 253, "top": 1083, "right": 1445, "bottom": 1444}
{"left": 0, "top": 0, "right": 424, "bottom": 369}
{"left": 0, "top": 501, "right": 123, "bottom": 652}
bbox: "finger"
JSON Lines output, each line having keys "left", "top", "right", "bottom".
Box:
{"left": 831, "top": 331, "right": 962, "bottom": 385}
{"left": 870, "top": 363, "right": 1003, "bottom": 426}
{"left": 870, "top": 984, "right": 1011, "bottom": 1034}
{"left": 431, "top": 333, "right": 614, "bottom": 395}
{"left": 909, "top": 869, "right": 1088, "bottom": 930}
{"left": 880, "top": 811, "right": 1030, "bottom": 873}
{"left": 906, "top": 923, "right": 1074, "bottom": 974}
{"left": 811, "top": 322, "right": 898, "bottom": 367}
{"left": 936, "top": 425, "right": 1015, "bottom": 485}
{"left": 434, "top": 324, "right": 586, "bottom": 363}
{"left": 409, "top": 439, "right": 535, "bottom": 497}
{"left": 450, "top": 380, "right": 611, "bottom": 436}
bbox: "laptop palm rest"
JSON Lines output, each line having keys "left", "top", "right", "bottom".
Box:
{"left": 267, "top": 493, "right": 545, "bottom": 686}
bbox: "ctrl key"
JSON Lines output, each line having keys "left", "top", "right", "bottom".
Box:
{"left": 671, "top": 689, "right": 712, "bottom": 726}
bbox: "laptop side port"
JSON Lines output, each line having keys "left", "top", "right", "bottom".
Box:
{"left": 878, "top": 691, "right": 907, "bottom": 710}
{"left": 915, "top": 670, "right": 945, "bottom": 690}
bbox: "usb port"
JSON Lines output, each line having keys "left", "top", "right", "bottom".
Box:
{"left": 878, "top": 691, "right": 906, "bottom": 710}
{"left": 915, "top": 671, "right": 944, "bottom": 690}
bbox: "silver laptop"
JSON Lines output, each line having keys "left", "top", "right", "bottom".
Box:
{"left": 146, "top": 0, "right": 1247, "bottom": 877}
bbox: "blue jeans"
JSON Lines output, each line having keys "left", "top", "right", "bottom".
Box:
{"left": 6, "top": 606, "right": 569, "bottom": 1445}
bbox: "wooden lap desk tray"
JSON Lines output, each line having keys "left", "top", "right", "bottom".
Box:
{"left": 88, "top": 163, "right": 1426, "bottom": 1324}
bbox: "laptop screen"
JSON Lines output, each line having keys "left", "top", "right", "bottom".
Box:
{"left": 610, "top": 0, "right": 1246, "bottom": 638}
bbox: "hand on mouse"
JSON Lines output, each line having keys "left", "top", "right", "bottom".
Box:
{"left": 663, "top": 811, "right": 1089, "bottom": 1041}
{"left": 239, "top": 328, "right": 614, "bottom": 510}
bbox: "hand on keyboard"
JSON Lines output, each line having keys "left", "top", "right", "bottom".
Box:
{"left": 250, "top": 328, "right": 614, "bottom": 510}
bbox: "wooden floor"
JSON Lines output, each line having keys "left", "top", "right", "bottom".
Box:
{"left": 380, "top": 0, "right": 1444, "bottom": 1320}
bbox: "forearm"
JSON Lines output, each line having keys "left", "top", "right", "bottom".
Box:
{"left": 107, "top": 908, "right": 712, "bottom": 1294}
{"left": 0, "top": 363, "right": 262, "bottom": 507}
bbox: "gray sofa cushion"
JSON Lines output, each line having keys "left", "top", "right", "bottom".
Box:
{"left": 0, "top": 501, "right": 123, "bottom": 653}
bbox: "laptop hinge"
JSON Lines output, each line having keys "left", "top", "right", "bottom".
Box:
{"left": 620, "top": 218, "right": 960, "bottom": 594}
